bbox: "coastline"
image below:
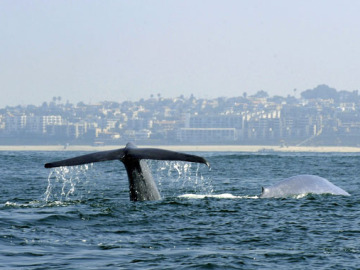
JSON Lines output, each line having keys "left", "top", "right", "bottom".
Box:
{"left": 0, "top": 145, "right": 360, "bottom": 153}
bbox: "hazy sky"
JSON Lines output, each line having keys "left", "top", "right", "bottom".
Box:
{"left": 1, "top": 0, "right": 360, "bottom": 107}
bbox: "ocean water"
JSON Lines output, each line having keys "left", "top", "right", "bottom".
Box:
{"left": 1, "top": 151, "right": 360, "bottom": 269}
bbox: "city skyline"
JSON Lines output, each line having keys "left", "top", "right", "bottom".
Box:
{"left": 1, "top": 1, "right": 360, "bottom": 108}
{"left": 0, "top": 83, "right": 358, "bottom": 109}
{"left": 1, "top": 84, "right": 359, "bottom": 147}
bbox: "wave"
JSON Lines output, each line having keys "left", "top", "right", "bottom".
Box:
{"left": 178, "top": 193, "right": 259, "bottom": 199}
{"left": 178, "top": 192, "right": 344, "bottom": 200}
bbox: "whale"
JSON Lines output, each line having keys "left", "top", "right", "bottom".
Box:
{"left": 45, "top": 142, "right": 209, "bottom": 201}
{"left": 260, "top": 174, "right": 350, "bottom": 198}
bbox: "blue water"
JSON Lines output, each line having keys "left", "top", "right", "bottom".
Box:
{"left": 1, "top": 151, "right": 360, "bottom": 269}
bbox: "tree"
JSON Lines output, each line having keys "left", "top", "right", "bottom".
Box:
{"left": 252, "top": 90, "right": 269, "bottom": 98}
{"left": 41, "top": 102, "right": 48, "bottom": 109}
{"left": 301, "top": 84, "right": 338, "bottom": 100}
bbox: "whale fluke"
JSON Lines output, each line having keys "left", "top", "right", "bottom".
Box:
{"left": 44, "top": 148, "right": 125, "bottom": 168}
{"left": 45, "top": 142, "right": 209, "bottom": 201}
{"left": 124, "top": 147, "right": 210, "bottom": 167}
{"left": 260, "top": 175, "right": 350, "bottom": 198}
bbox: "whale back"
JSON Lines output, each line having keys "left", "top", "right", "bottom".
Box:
{"left": 260, "top": 175, "right": 350, "bottom": 198}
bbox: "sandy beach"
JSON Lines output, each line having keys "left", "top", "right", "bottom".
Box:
{"left": 0, "top": 145, "right": 360, "bottom": 153}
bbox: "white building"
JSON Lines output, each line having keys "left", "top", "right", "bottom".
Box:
{"left": 5, "top": 114, "right": 27, "bottom": 134}
{"left": 27, "top": 115, "right": 62, "bottom": 134}
{"left": 177, "top": 128, "right": 237, "bottom": 143}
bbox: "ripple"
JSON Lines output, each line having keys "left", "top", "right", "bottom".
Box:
{"left": 178, "top": 193, "right": 259, "bottom": 199}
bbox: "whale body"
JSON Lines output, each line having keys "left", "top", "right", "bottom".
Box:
{"left": 260, "top": 175, "right": 350, "bottom": 198}
{"left": 45, "top": 142, "right": 209, "bottom": 201}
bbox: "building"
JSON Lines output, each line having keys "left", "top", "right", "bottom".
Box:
{"left": 177, "top": 128, "right": 237, "bottom": 143}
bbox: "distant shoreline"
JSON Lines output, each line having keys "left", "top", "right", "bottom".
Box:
{"left": 0, "top": 145, "right": 360, "bottom": 153}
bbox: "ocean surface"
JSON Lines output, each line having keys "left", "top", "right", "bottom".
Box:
{"left": 1, "top": 150, "right": 359, "bottom": 269}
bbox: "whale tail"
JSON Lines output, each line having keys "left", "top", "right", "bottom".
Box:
{"left": 44, "top": 143, "right": 210, "bottom": 201}
{"left": 44, "top": 143, "right": 209, "bottom": 168}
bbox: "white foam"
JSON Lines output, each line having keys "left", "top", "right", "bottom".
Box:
{"left": 179, "top": 193, "right": 258, "bottom": 199}
{"left": 4, "top": 201, "right": 18, "bottom": 207}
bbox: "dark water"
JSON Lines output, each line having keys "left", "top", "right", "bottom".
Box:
{"left": 1, "top": 151, "right": 360, "bottom": 269}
